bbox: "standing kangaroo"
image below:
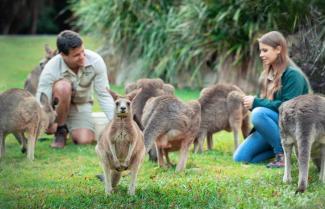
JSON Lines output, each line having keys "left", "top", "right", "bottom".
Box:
{"left": 0, "top": 89, "right": 56, "bottom": 160}
{"left": 142, "top": 95, "right": 201, "bottom": 171}
{"left": 96, "top": 90, "right": 145, "bottom": 195}
{"left": 193, "top": 84, "right": 250, "bottom": 153}
{"left": 279, "top": 94, "right": 325, "bottom": 193}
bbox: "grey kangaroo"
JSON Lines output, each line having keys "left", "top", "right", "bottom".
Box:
{"left": 193, "top": 84, "right": 250, "bottom": 153}
{"left": 24, "top": 44, "right": 57, "bottom": 95}
{"left": 279, "top": 94, "right": 325, "bottom": 193}
{"left": 0, "top": 89, "right": 56, "bottom": 160}
{"left": 126, "top": 78, "right": 175, "bottom": 161}
{"left": 142, "top": 95, "right": 201, "bottom": 171}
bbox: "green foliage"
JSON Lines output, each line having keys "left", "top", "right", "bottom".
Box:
{"left": 70, "top": 0, "right": 324, "bottom": 87}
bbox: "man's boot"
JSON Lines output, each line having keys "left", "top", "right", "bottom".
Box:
{"left": 51, "top": 125, "right": 68, "bottom": 148}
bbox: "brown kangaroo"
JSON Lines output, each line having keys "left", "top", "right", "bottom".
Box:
{"left": 24, "top": 44, "right": 57, "bottom": 95}
{"left": 126, "top": 78, "right": 175, "bottom": 161}
{"left": 193, "top": 84, "right": 250, "bottom": 153}
{"left": 96, "top": 89, "right": 145, "bottom": 195}
{"left": 0, "top": 89, "right": 56, "bottom": 160}
{"left": 142, "top": 95, "right": 201, "bottom": 171}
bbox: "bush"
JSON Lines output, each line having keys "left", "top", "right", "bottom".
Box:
{"left": 290, "top": 13, "right": 325, "bottom": 93}
{"left": 70, "top": 0, "right": 325, "bottom": 87}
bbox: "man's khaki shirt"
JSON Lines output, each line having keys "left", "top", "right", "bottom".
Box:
{"left": 36, "top": 49, "right": 115, "bottom": 121}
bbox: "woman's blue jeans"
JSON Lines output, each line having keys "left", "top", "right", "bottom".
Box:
{"left": 233, "top": 107, "right": 283, "bottom": 163}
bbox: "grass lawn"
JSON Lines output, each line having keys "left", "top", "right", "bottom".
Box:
{"left": 0, "top": 36, "right": 324, "bottom": 209}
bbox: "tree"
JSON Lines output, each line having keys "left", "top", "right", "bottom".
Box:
{"left": 0, "top": 0, "right": 72, "bottom": 34}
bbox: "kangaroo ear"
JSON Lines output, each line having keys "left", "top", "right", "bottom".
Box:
{"left": 52, "top": 49, "right": 58, "bottom": 56}
{"left": 127, "top": 88, "right": 141, "bottom": 101}
{"left": 40, "top": 92, "right": 50, "bottom": 105}
{"left": 44, "top": 44, "right": 53, "bottom": 58}
{"left": 106, "top": 87, "right": 119, "bottom": 101}
{"left": 163, "top": 83, "right": 175, "bottom": 95}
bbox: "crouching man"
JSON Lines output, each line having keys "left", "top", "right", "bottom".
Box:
{"left": 36, "top": 30, "right": 115, "bottom": 148}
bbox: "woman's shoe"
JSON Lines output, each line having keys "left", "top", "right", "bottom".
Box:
{"left": 266, "top": 153, "right": 285, "bottom": 168}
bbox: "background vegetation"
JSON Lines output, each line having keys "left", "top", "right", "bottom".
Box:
{"left": 0, "top": 0, "right": 72, "bottom": 34}
{"left": 71, "top": 0, "right": 325, "bottom": 90}
{"left": 0, "top": 36, "right": 325, "bottom": 209}
{"left": 1, "top": 1, "right": 324, "bottom": 91}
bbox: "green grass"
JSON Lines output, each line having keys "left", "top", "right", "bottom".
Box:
{"left": 0, "top": 36, "right": 324, "bottom": 209}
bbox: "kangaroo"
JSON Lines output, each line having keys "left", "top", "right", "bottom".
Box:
{"left": 126, "top": 78, "right": 175, "bottom": 129}
{"left": 279, "top": 94, "right": 325, "bottom": 193}
{"left": 193, "top": 84, "right": 250, "bottom": 153}
{"left": 142, "top": 95, "right": 201, "bottom": 171}
{"left": 125, "top": 78, "right": 175, "bottom": 161}
{"left": 125, "top": 78, "right": 175, "bottom": 96}
{"left": 96, "top": 89, "right": 145, "bottom": 195}
{"left": 24, "top": 44, "right": 57, "bottom": 95}
{"left": 0, "top": 89, "right": 56, "bottom": 160}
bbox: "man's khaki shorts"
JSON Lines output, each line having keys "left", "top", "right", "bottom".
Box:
{"left": 66, "top": 103, "right": 95, "bottom": 132}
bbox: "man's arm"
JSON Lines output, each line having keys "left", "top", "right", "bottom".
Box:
{"left": 35, "top": 62, "right": 58, "bottom": 104}
{"left": 93, "top": 56, "right": 115, "bottom": 121}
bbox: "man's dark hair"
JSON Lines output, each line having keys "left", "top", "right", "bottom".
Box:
{"left": 56, "top": 30, "right": 83, "bottom": 55}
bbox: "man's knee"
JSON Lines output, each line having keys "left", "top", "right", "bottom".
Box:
{"left": 71, "top": 129, "right": 95, "bottom": 144}
{"left": 53, "top": 79, "right": 72, "bottom": 96}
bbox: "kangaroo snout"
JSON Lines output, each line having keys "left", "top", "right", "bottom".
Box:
{"left": 120, "top": 106, "right": 126, "bottom": 112}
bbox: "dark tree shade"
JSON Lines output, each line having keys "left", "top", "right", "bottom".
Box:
{"left": 0, "top": 0, "right": 72, "bottom": 34}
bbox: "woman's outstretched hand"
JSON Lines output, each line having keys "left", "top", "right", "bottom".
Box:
{"left": 242, "top": 95, "right": 255, "bottom": 110}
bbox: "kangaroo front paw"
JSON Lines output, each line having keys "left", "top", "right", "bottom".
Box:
{"left": 121, "top": 161, "right": 129, "bottom": 170}
{"left": 113, "top": 160, "right": 121, "bottom": 170}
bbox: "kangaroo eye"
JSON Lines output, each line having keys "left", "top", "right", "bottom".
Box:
{"left": 127, "top": 101, "right": 130, "bottom": 106}
{"left": 116, "top": 102, "right": 120, "bottom": 106}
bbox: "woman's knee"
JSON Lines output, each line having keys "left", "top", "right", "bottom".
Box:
{"left": 233, "top": 132, "right": 262, "bottom": 163}
{"left": 251, "top": 107, "right": 269, "bottom": 126}
{"left": 233, "top": 146, "right": 253, "bottom": 163}
{"left": 233, "top": 150, "right": 251, "bottom": 163}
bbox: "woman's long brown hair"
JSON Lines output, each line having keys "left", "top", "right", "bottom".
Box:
{"left": 258, "top": 31, "right": 288, "bottom": 99}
